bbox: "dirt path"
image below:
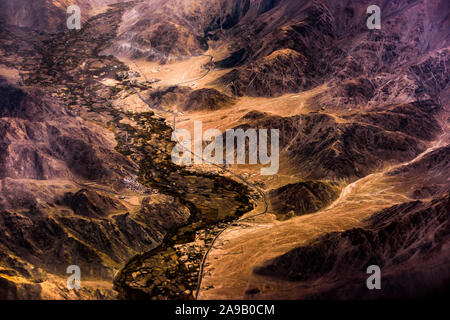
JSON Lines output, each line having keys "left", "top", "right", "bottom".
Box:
{"left": 328, "top": 109, "right": 450, "bottom": 210}
{"left": 129, "top": 58, "right": 271, "bottom": 299}
{"left": 197, "top": 108, "right": 450, "bottom": 300}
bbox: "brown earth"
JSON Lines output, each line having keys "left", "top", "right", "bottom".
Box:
{"left": 0, "top": 0, "right": 449, "bottom": 300}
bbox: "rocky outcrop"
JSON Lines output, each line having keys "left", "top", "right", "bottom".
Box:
{"left": 0, "top": 78, "right": 195, "bottom": 296}
{"left": 238, "top": 100, "right": 441, "bottom": 179}
{"left": 145, "top": 86, "right": 192, "bottom": 110}
{"left": 182, "top": 88, "right": 235, "bottom": 111}
{"left": 217, "top": 49, "right": 314, "bottom": 97}
{"left": 387, "top": 145, "right": 450, "bottom": 199}
{"left": 62, "top": 189, "right": 127, "bottom": 218}
{"left": 269, "top": 181, "right": 340, "bottom": 217}
{"left": 143, "top": 87, "right": 234, "bottom": 112}
{"left": 0, "top": 0, "right": 130, "bottom": 32}
{"left": 255, "top": 194, "right": 450, "bottom": 299}
{"left": 0, "top": 83, "right": 135, "bottom": 184}
{"left": 1, "top": 0, "right": 449, "bottom": 301}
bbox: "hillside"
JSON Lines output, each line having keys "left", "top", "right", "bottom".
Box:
{"left": 0, "top": 0, "right": 448, "bottom": 300}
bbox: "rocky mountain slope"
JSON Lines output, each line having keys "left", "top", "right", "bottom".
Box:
{"left": 269, "top": 181, "right": 340, "bottom": 218}
{"left": 0, "top": 0, "right": 130, "bottom": 32}
{"left": 235, "top": 100, "right": 441, "bottom": 179}
{"left": 256, "top": 191, "right": 450, "bottom": 299}
{"left": 0, "top": 1, "right": 253, "bottom": 299}
{"left": 0, "top": 0, "right": 449, "bottom": 300}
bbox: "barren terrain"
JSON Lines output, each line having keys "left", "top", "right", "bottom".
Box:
{"left": 0, "top": 0, "right": 449, "bottom": 300}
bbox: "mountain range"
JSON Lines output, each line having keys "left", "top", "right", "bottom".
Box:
{"left": 0, "top": 0, "right": 448, "bottom": 299}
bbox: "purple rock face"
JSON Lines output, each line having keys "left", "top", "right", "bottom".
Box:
{"left": 0, "top": 0, "right": 130, "bottom": 32}
{"left": 0, "top": 0, "right": 449, "bottom": 300}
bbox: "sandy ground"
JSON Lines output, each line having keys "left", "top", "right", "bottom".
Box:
{"left": 0, "top": 65, "right": 21, "bottom": 84}
{"left": 117, "top": 53, "right": 450, "bottom": 300}
{"left": 197, "top": 174, "right": 401, "bottom": 299}
{"left": 197, "top": 117, "right": 450, "bottom": 299}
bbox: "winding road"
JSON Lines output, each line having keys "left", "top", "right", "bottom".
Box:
{"left": 129, "top": 57, "right": 270, "bottom": 300}
{"left": 125, "top": 54, "right": 450, "bottom": 300}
